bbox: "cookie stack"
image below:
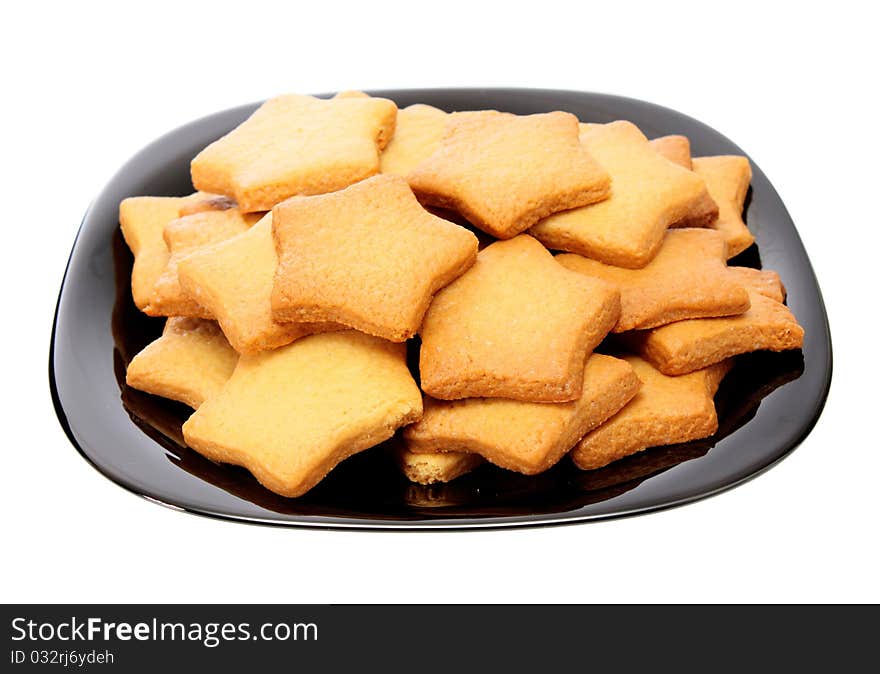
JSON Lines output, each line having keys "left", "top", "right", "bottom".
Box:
{"left": 121, "top": 91, "right": 804, "bottom": 497}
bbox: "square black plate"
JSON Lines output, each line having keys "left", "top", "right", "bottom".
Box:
{"left": 50, "top": 88, "right": 832, "bottom": 529}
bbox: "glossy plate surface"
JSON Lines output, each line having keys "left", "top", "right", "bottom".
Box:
{"left": 50, "top": 88, "right": 832, "bottom": 529}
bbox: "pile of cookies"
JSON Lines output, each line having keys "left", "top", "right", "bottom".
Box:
{"left": 120, "top": 91, "right": 804, "bottom": 498}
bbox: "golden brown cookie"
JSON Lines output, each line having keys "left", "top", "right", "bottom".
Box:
{"left": 419, "top": 235, "right": 621, "bottom": 402}
{"left": 692, "top": 155, "right": 754, "bottom": 258}
{"left": 397, "top": 446, "right": 483, "bottom": 485}
{"left": 650, "top": 135, "right": 692, "bottom": 169}
{"left": 380, "top": 104, "right": 448, "bottom": 176}
{"left": 125, "top": 318, "right": 238, "bottom": 409}
{"left": 571, "top": 356, "right": 732, "bottom": 470}
{"left": 649, "top": 135, "right": 719, "bottom": 228}
{"left": 182, "top": 330, "right": 423, "bottom": 498}
{"left": 270, "top": 175, "right": 478, "bottom": 342}
{"left": 119, "top": 193, "right": 214, "bottom": 314}
{"left": 626, "top": 290, "right": 804, "bottom": 375}
{"left": 151, "top": 207, "right": 261, "bottom": 317}
{"left": 405, "top": 354, "right": 640, "bottom": 475}
{"left": 727, "top": 266, "right": 786, "bottom": 303}
{"left": 190, "top": 93, "right": 397, "bottom": 212}
{"left": 530, "top": 121, "right": 714, "bottom": 268}
{"left": 556, "top": 228, "right": 750, "bottom": 332}
{"left": 178, "top": 213, "right": 339, "bottom": 354}
{"left": 649, "top": 135, "right": 718, "bottom": 228}
{"left": 408, "top": 110, "right": 611, "bottom": 238}
{"left": 676, "top": 192, "right": 720, "bottom": 228}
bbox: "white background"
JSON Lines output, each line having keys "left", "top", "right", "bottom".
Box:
{"left": 3, "top": 1, "right": 878, "bottom": 603}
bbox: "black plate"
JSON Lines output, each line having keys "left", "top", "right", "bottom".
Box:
{"left": 50, "top": 88, "right": 832, "bottom": 530}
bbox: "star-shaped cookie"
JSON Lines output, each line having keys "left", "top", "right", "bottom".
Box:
{"left": 571, "top": 355, "right": 732, "bottom": 470}
{"left": 407, "top": 110, "right": 611, "bottom": 238}
{"left": 530, "top": 121, "right": 714, "bottom": 268}
{"left": 405, "top": 353, "right": 641, "bottom": 475}
{"left": 380, "top": 104, "right": 448, "bottom": 176}
{"left": 125, "top": 318, "right": 238, "bottom": 409}
{"left": 627, "top": 289, "right": 804, "bottom": 375}
{"left": 191, "top": 93, "right": 397, "bottom": 212}
{"left": 556, "top": 228, "right": 750, "bottom": 332}
{"left": 650, "top": 135, "right": 693, "bottom": 169}
{"left": 419, "top": 235, "right": 621, "bottom": 402}
{"left": 692, "top": 155, "right": 754, "bottom": 258}
{"left": 650, "top": 135, "right": 719, "bottom": 228}
{"left": 726, "top": 266, "right": 785, "bottom": 303}
{"left": 178, "top": 213, "right": 339, "bottom": 354}
{"left": 151, "top": 205, "right": 260, "bottom": 317}
{"left": 182, "top": 330, "right": 423, "bottom": 498}
{"left": 119, "top": 192, "right": 216, "bottom": 314}
{"left": 270, "top": 174, "right": 479, "bottom": 342}
{"left": 396, "top": 445, "right": 484, "bottom": 485}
